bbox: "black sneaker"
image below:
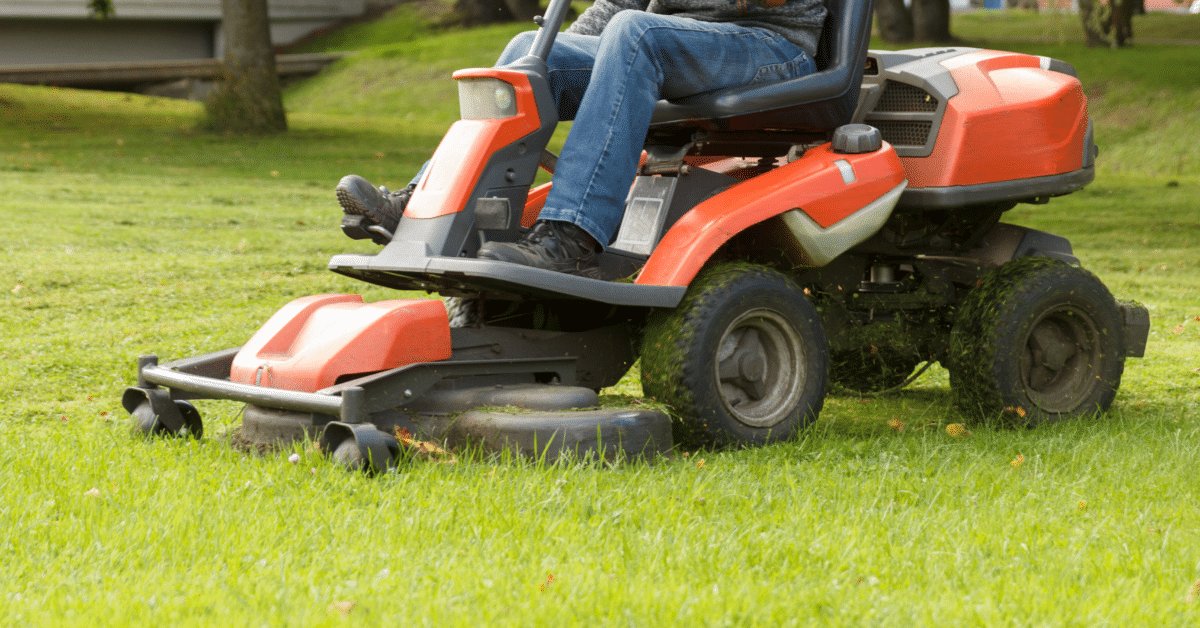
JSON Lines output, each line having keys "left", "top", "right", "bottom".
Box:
{"left": 477, "top": 220, "right": 601, "bottom": 276}
{"left": 336, "top": 174, "right": 413, "bottom": 243}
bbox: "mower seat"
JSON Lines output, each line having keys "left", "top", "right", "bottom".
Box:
{"left": 648, "top": 0, "right": 874, "bottom": 136}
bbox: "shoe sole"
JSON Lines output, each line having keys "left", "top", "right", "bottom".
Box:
{"left": 336, "top": 187, "right": 371, "bottom": 218}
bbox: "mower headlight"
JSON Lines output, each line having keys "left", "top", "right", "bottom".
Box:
{"left": 458, "top": 78, "right": 518, "bottom": 120}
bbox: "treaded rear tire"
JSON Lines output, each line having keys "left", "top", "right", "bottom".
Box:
{"left": 948, "top": 257, "right": 1125, "bottom": 426}
{"left": 641, "top": 263, "right": 829, "bottom": 448}
{"left": 444, "top": 296, "right": 480, "bottom": 328}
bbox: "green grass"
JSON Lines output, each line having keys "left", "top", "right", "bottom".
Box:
{"left": 950, "top": 9, "right": 1200, "bottom": 43}
{"left": 2, "top": 10, "right": 1200, "bottom": 625}
{"left": 286, "top": 23, "right": 531, "bottom": 122}
{"left": 285, "top": 0, "right": 459, "bottom": 54}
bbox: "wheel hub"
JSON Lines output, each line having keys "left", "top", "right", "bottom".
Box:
{"left": 1021, "top": 306, "right": 1102, "bottom": 413}
{"left": 715, "top": 310, "right": 806, "bottom": 428}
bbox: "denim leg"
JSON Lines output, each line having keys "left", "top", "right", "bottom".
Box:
{"left": 536, "top": 12, "right": 817, "bottom": 248}
{"left": 498, "top": 31, "right": 600, "bottom": 122}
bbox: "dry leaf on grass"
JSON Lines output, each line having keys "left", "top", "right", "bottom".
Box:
{"left": 395, "top": 428, "right": 456, "bottom": 463}
{"left": 945, "top": 424, "right": 972, "bottom": 438}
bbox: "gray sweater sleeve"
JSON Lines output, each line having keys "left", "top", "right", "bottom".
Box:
{"left": 566, "top": 0, "right": 650, "bottom": 35}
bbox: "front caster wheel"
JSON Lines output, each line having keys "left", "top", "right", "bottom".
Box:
{"left": 127, "top": 392, "right": 203, "bottom": 439}
{"left": 948, "top": 258, "right": 1126, "bottom": 426}
{"left": 319, "top": 422, "right": 399, "bottom": 474}
{"left": 641, "top": 264, "right": 829, "bottom": 448}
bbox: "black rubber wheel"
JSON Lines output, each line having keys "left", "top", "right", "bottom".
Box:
{"left": 831, "top": 349, "right": 922, "bottom": 393}
{"left": 331, "top": 439, "right": 367, "bottom": 471}
{"left": 130, "top": 399, "right": 203, "bottom": 439}
{"left": 130, "top": 400, "right": 161, "bottom": 436}
{"left": 641, "top": 264, "right": 829, "bottom": 447}
{"left": 174, "top": 400, "right": 204, "bottom": 439}
{"left": 948, "top": 258, "right": 1125, "bottom": 426}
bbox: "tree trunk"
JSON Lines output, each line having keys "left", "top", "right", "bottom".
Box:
{"left": 1078, "top": 0, "right": 1132, "bottom": 48}
{"left": 874, "top": 0, "right": 913, "bottom": 44}
{"left": 912, "top": 0, "right": 952, "bottom": 43}
{"left": 204, "top": 0, "right": 287, "bottom": 133}
{"left": 1110, "top": 0, "right": 1133, "bottom": 46}
{"left": 1078, "top": 0, "right": 1109, "bottom": 47}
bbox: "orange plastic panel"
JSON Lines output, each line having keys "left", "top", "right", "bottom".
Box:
{"left": 230, "top": 295, "right": 451, "bottom": 393}
{"left": 521, "top": 182, "right": 551, "bottom": 227}
{"left": 902, "top": 50, "right": 1088, "bottom": 189}
{"left": 637, "top": 144, "right": 906, "bottom": 288}
{"left": 404, "top": 69, "right": 542, "bottom": 220}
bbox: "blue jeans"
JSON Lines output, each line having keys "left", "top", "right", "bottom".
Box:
{"left": 495, "top": 12, "right": 816, "bottom": 249}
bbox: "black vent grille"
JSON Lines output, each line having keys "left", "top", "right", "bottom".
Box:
{"left": 875, "top": 120, "right": 933, "bottom": 147}
{"left": 874, "top": 81, "right": 938, "bottom": 113}
{"left": 864, "top": 57, "right": 879, "bottom": 76}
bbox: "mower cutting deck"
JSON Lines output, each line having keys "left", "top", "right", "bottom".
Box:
{"left": 123, "top": 0, "right": 1149, "bottom": 469}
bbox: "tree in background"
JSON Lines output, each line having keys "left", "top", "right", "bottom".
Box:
{"left": 875, "top": 0, "right": 954, "bottom": 44}
{"left": 203, "top": 0, "right": 288, "bottom": 133}
{"left": 1078, "top": 0, "right": 1135, "bottom": 47}
{"left": 88, "top": 0, "right": 286, "bottom": 133}
{"left": 87, "top": 0, "right": 113, "bottom": 17}
{"left": 201, "top": 0, "right": 288, "bottom": 133}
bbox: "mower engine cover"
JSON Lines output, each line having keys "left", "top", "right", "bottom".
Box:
{"left": 229, "top": 294, "right": 451, "bottom": 393}
{"left": 859, "top": 48, "right": 1092, "bottom": 188}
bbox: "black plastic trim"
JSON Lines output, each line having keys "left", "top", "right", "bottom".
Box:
{"left": 1041, "top": 56, "right": 1079, "bottom": 78}
{"left": 1119, "top": 301, "right": 1150, "bottom": 358}
{"left": 329, "top": 254, "right": 686, "bottom": 308}
{"left": 855, "top": 48, "right": 971, "bottom": 158}
{"left": 898, "top": 167, "right": 1095, "bottom": 210}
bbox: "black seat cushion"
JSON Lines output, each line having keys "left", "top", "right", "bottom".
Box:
{"left": 648, "top": 0, "right": 873, "bottom": 135}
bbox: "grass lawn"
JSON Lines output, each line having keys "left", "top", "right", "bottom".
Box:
{"left": 1, "top": 9, "right": 1199, "bottom": 625}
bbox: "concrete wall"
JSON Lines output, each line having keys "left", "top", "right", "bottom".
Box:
{"left": 0, "top": 20, "right": 215, "bottom": 66}
{"left": 0, "top": 0, "right": 367, "bottom": 66}
{"left": 1, "top": 0, "right": 365, "bottom": 20}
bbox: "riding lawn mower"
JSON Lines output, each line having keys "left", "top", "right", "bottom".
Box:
{"left": 122, "top": 0, "right": 1150, "bottom": 470}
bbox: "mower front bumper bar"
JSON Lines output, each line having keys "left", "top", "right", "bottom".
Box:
{"left": 131, "top": 348, "right": 578, "bottom": 425}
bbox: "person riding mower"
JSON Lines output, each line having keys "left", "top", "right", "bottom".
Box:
{"left": 122, "top": 0, "right": 1150, "bottom": 471}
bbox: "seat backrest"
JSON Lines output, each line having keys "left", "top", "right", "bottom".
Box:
{"left": 648, "top": 0, "right": 874, "bottom": 136}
